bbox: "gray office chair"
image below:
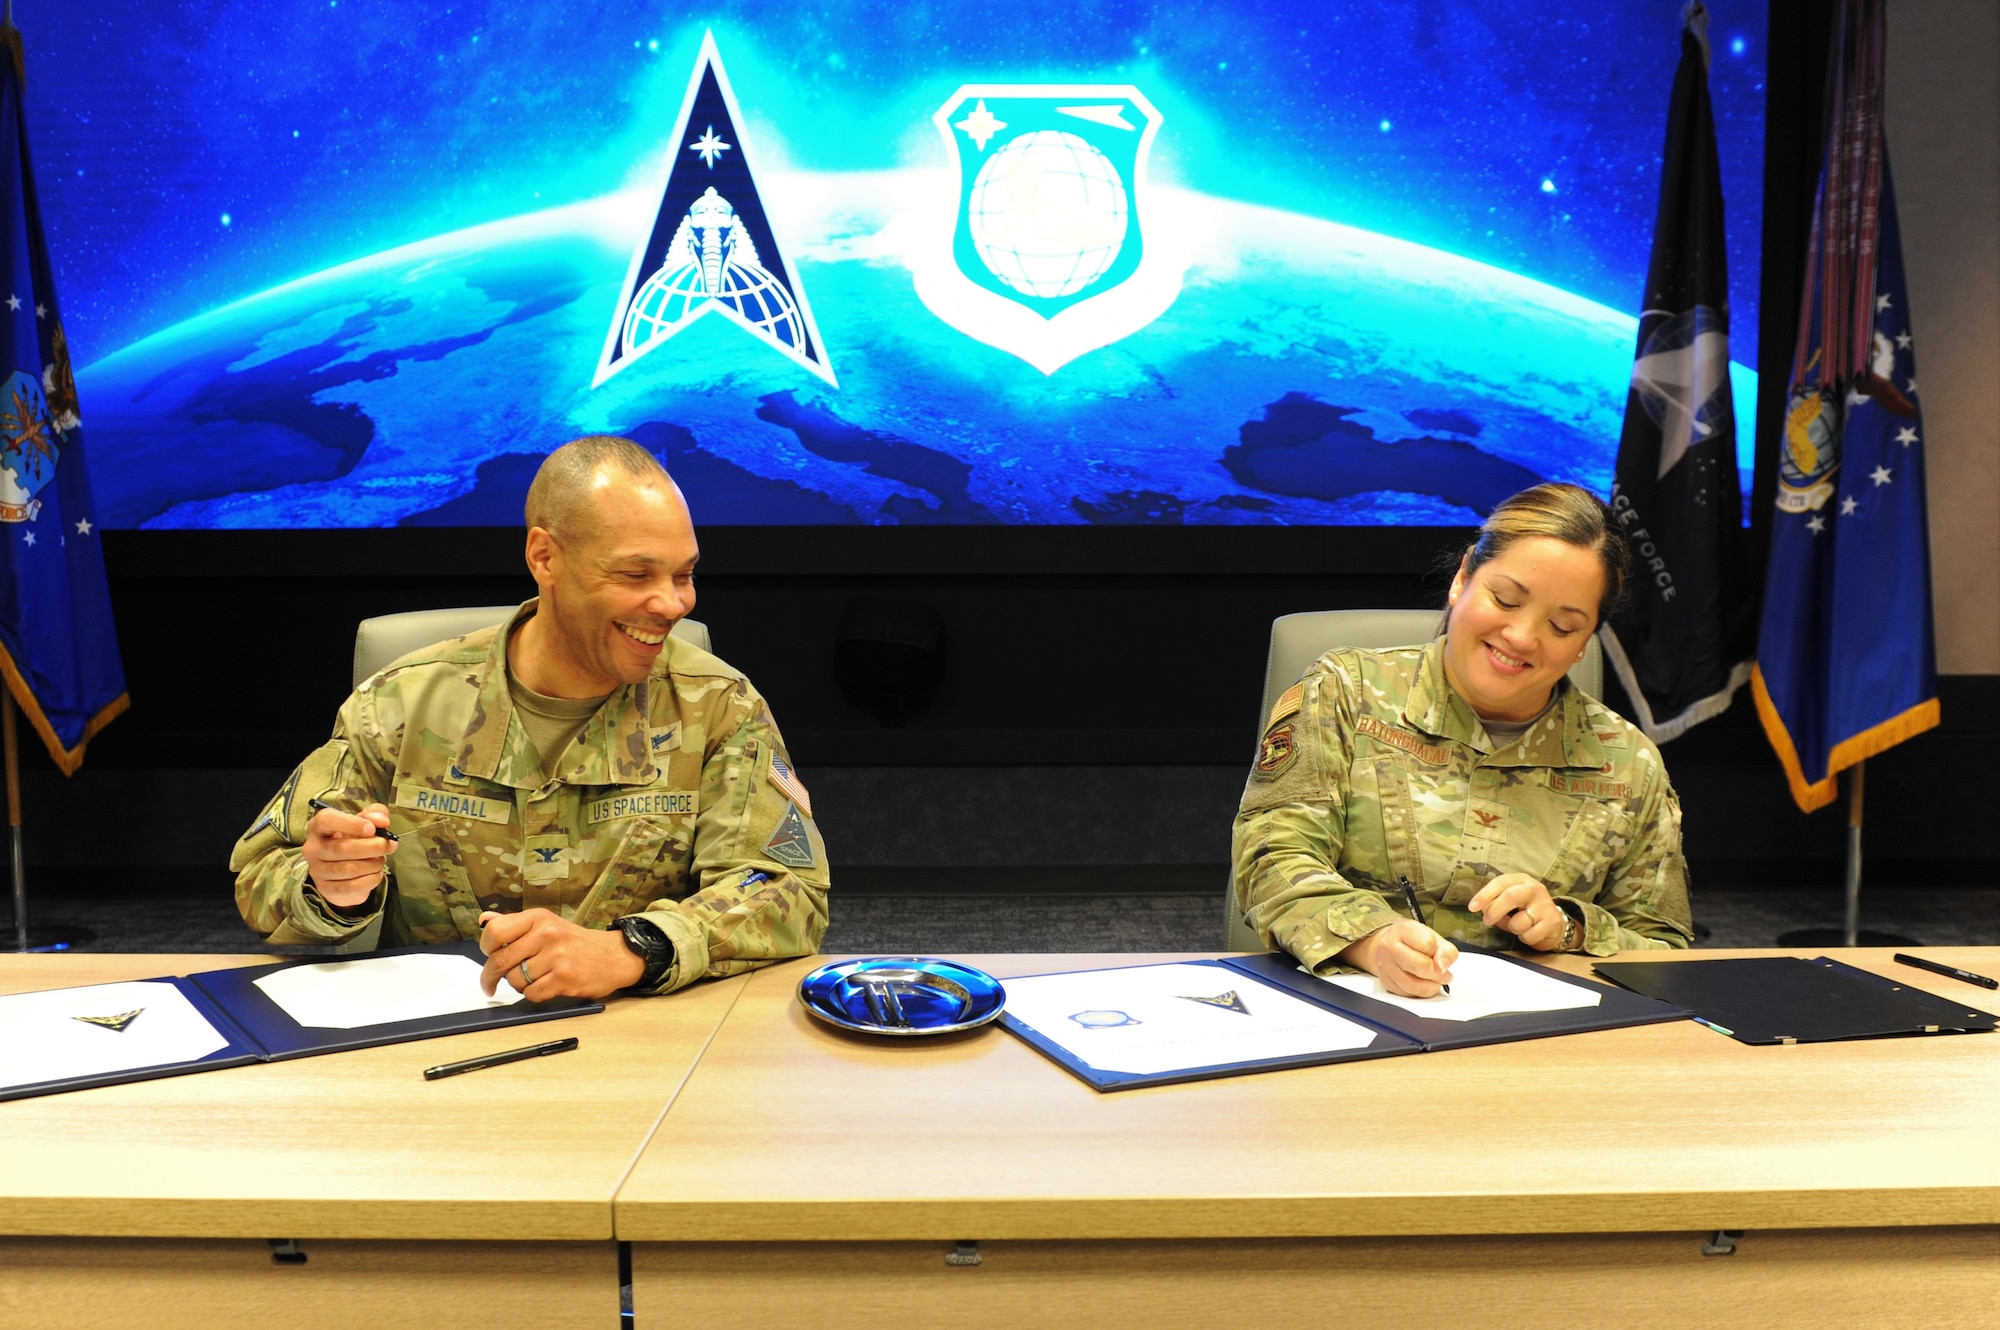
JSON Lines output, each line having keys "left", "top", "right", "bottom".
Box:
{"left": 1223, "top": 609, "right": 1603, "bottom": 952}
{"left": 352, "top": 605, "right": 711, "bottom": 688}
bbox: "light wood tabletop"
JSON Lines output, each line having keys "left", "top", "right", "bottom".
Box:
{"left": 612, "top": 947, "right": 2000, "bottom": 1242}
{"left": 0, "top": 953, "right": 750, "bottom": 1241}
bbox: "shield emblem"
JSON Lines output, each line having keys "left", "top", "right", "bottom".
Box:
{"left": 915, "top": 85, "right": 1184, "bottom": 375}
{"left": 0, "top": 368, "right": 60, "bottom": 523}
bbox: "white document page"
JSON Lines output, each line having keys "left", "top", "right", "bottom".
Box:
{"left": 1318, "top": 952, "right": 1601, "bottom": 1023}
{"left": 255, "top": 952, "right": 523, "bottom": 1030}
{"left": 0, "top": 979, "right": 232, "bottom": 1090}
{"left": 1003, "top": 962, "right": 1380, "bottom": 1076}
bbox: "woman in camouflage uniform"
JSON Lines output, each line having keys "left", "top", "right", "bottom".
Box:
{"left": 1232, "top": 483, "right": 1692, "bottom": 998}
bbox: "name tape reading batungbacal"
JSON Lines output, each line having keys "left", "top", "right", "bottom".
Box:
{"left": 586, "top": 791, "right": 696, "bottom": 824}
{"left": 394, "top": 785, "right": 513, "bottom": 824}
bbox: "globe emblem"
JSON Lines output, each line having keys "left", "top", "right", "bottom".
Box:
{"left": 968, "top": 130, "right": 1130, "bottom": 299}
{"left": 623, "top": 186, "right": 805, "bottom": 355}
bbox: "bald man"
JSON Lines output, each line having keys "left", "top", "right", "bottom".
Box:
{"left": 231, "top": 436, "right": 830, "bottom": 998}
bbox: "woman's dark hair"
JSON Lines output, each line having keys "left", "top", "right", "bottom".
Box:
{"left": 1452, "top": 482, "right": 1630, "bottom": 623}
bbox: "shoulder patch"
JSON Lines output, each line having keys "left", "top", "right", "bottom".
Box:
{"left": 1253, "top": 723, "right": 1298, "bottom": 779}
{"left": 1356, "top": 714, "right": 1450, "bottom": 766}
{"left": 767, "top": 754, "right": 813, "bottom": 818}
{"left": 764, "top": 802, "right": 817, "bottom": 868}
{"left": 1267, "top": 681, "right": 1305, "bottom": 727}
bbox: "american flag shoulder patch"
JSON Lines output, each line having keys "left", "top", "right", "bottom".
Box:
{"left": 767, "top": 754, "right": 813, "bottom": 817}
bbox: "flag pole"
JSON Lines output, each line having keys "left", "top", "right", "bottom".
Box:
{"left": 5, "top": 688, "right": 24, "bottom": 952}
{"left": 1842, "top": 760, "right": 1864, "bottom": 947}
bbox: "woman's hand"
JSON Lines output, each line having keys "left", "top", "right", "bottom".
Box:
{"left": 1468, "top": 872, "right": 1570, "bottom": 951}
{"left": 1338, "top": 919, "right": 1459, "bottom": 997}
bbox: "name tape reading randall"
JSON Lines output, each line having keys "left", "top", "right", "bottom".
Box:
{"left": 394, "top": 786, "right": 513, "bottom": 824}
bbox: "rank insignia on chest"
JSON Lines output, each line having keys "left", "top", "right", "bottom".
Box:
{"left": 764, "top": 802, "right": 817, "bottom": 869}
{"left": 1255, "top": 723, "right": 1297, "bottom": 779}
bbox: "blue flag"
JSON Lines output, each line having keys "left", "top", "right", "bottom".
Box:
{"left": 0, "top": 29, "right": 127, "bottom": 774}
{"left": 1752, "top": 138, "right": 1937, "bottom": 812}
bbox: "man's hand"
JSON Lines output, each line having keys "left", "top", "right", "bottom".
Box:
{"left": 478, "top": 908, "right": 646, "bottom": 1000}
{"left": 303, "top": 802, "right": 395, "bottom": 908}
{"left": 1338, "top": 919, "right": 1459, "bottom": 997}
{"left": 1468, "top": 872, "right": 1569, "bottom": 951}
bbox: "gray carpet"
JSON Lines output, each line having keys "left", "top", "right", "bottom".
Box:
{"left": 6, "top": 873, "right": 1995, "bottom": 954}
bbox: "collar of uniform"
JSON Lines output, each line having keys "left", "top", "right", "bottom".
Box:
{"left": 1403, "top": 637, "right": 1608, "bottom": 769}
{"left": 454, "top": 599, "right": 656, "bottom": 788}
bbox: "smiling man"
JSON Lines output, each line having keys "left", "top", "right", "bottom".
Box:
{"left": 231, "top": 436, "right": 830, "bottom": 998}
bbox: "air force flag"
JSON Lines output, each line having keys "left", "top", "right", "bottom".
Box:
{"left": 593, "top": 32, "right": 834, "bottom": 388}
{"left": 1599, "top": 4, "right": 1753, "bottom": 742}
{"left": 0, "top": 26, "right": 128, "bottom": 773}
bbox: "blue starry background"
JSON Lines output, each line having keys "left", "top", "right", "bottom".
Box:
{"left": 23, "top": 1, "right": 1769, "bottom": 529}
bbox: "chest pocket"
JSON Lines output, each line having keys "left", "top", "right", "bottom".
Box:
{"left": 570, "top": 783, "right": 700, "bottom": 926}
{"left": 1540, "top": 799, "right": 1634, "bottom": 899}
{"left": 385, "top": 810, "right": 489, "bottom": 942}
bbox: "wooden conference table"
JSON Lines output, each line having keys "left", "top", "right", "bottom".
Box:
{"left": 5, "top": 949, "right": 1999, "bottom": 1329}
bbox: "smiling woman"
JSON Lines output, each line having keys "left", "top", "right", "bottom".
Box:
{"left": 1232, "top": 484, "right": 1690, "bottom": 999}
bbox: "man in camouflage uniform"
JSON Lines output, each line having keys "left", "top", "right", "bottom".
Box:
{"left": 232, "top": 436, "right": 828, "bottom": 999}
{"left": 1233, "top": 640, "right": 1691, "bottom": 979}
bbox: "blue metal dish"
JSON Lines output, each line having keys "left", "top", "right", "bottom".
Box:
{"left": 798, "top": 957, "right": 1006, "bottom": 1037}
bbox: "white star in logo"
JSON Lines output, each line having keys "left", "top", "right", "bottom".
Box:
{"left": 1870, "top": 465, "right": 1893, "bottom": 486}
{"left": 33, "top": 302, "right": 45, "bottom": 318}
{"left": 1895, "top": 426, "right": 1918, "bottom": 447}
{"left": 1875, "top": 292, "right": 1892, "bottom": 312}
{"left": 21, "top": 529, "right": 33, "bottom": 546}
{"left": 687, "top": 125, "right": 732, "bottom": 168}
{"left": 1629, "top": 325, "right": 1732, "bottom": 478}
{"left": 1894, "top": 330, "right": 1912, "bottom": 349}
{"left": 74, "top": 517, "right": 93, "bottom": 535}
{"left": 1905, "top": 377, "right": 1918, "bottom": 395}
{"left": 954, "top": 99, "right": 1008, "bottom": 151}
{"left": 1841, "top": 496, "right": 1859, "bottom": 516}
{"left": 1806, "top": 515, "right": 1827, "bottom": 534}
{"left": 3, "top": 294, "right": 16, "bottom": 311}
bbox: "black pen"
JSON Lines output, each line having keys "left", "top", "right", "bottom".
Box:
{"left": 423, "top": 1036, "right": 579, "bottom": 1080}
{"left": 1893, "top": 953, "right": 1999, "bottom": 990}
{"left": 308, "top": 797, "right": 399, "bottom": 843}
{"left": 1396, "top": 876, "right": 1449, "bottom": 995}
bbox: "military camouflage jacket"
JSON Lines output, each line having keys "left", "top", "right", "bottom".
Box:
{"left": 231, "top": 601, "right": 830, "bottom": 994}
{"left": 1232, "top": 640, "right": 1691, "bottom": 972}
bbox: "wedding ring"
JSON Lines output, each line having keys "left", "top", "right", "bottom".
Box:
{"left": 519, "top": 960, "right": 532, "bottom": 987}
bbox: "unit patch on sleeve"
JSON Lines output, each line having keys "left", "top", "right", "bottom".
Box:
{"left": 763, "top": 802, "right": 817, "bottom": 869}
{"left": 1253, "top": 723, "right": 1297, "bottom": 779}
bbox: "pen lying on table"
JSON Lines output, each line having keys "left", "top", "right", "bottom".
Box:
{"left": 1892, "top": 953, "right": 1999, "bottom": 990}
{"left": 424, "top": 1037, "right": 580, "bottom": 1080}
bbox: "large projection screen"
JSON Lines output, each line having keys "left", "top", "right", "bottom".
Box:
{"left": 37, "top": 2, "right": 1769, "bottom": 531}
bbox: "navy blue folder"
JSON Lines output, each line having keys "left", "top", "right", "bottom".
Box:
{"left": 1593, "top": 954, "right": 1997, "bottom": 1045}
{"left": 1223, "top": 945, "right": 1688, "bottom": 1052}
{"left": 1, "top": 943, "right": 601, "bottom": 1101}
{"left": 998, "top": 958, "right": 1422, "bottom": 1093}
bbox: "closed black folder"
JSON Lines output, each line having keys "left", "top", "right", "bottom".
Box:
{"left": 1225, "top": 945, "right": 1688, "bottom": 1051}
{"left": 1594, "top": 955, "right": 1998, "bottom": 1045}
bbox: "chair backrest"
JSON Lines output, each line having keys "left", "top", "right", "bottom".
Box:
{"left": 1225, "top": 608, "right": 1603, "bottom": 952}
{"left": 352, "top": 606, "right": 711, "bottom": 688}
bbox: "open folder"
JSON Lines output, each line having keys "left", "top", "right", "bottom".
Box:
{"left": 999, "top": 947, "right": 1685, "bottom": 1092}
{"left": 0, "top": 943, "right": 600, "bottom": 1103}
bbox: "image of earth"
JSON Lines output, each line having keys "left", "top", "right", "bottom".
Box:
{"left": 78, "top": 169, "right": 1756, "bottom": 528}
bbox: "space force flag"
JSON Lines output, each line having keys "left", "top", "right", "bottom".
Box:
{"left": 0, "top": 28, "right": 128, "bottom": 773}
{"left": 1599, "top": 3, "right": 1753, "bottom": 742}
{"left": 1751, "top": 0, "right": 1937, "bottom": 813}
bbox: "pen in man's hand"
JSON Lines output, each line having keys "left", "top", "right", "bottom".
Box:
{"left": 424, "top": 1037, "right": 579, "bottom": 1081}
{"left": 1893, "top": 953, "right": 1999, "bottom": 990}
{"left": 1397, "top": 876, "right": 1449, "bottom": 995}
{"left": 308, "top": 797, "right": 399, "bottom": 843}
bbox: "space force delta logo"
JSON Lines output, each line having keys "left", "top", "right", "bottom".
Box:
{"left": 594, "top": 37, "right": 1182, "bottom": 387}
{"left": 593, "top": 33, "right": 836, "bottom": 389}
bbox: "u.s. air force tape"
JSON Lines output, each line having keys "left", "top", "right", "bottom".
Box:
{"left": 394, "top": 785, "right": 512, "bottom": 824}
{"left": 586, "top": 791, "right": 696, "bottom": 824}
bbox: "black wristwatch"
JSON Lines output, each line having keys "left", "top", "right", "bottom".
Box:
{"left": 614, "top": 915, "right": 676, "bottom": 991}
